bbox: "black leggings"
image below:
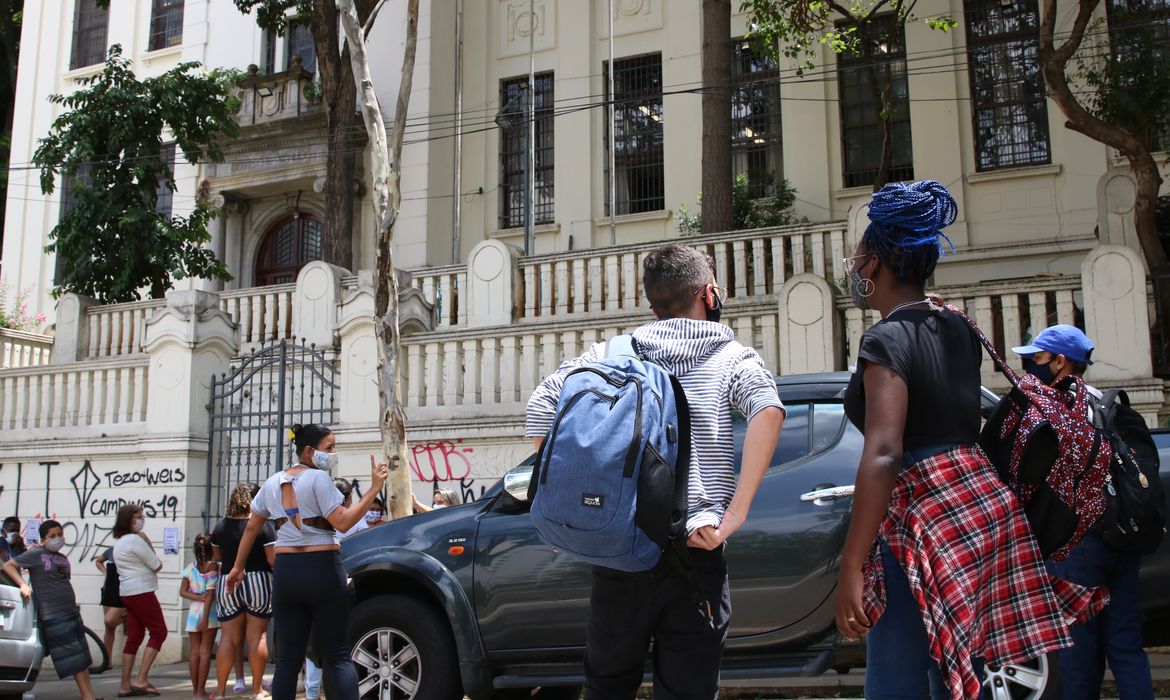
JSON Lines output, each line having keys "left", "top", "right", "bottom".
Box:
{"left": 271, "top": 551, "right": 356, "bottom": 700}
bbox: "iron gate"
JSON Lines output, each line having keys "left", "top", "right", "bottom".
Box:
{"left": 204, "top": 339, "right": 339, "bottom": 528}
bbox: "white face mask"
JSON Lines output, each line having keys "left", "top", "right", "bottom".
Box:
{"left": 44, "top": 537, "right": 65, "bottom": 553}
{"left": 4, "top": 532, "right": 15, "bottom": 544}
{"left": 131, "top": 518, "right": 145, "bottom": 533}
{"left": 364, "top": 511, "right": 382, "bottom": 523}
{"left": 432, "top": 503, "right": 447, "bottom": 510}
{"left": 313, "top": 449, "right": 339, "bottom": 471}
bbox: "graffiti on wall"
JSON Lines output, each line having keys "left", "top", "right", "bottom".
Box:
{"left": 0, "top": 460, "right": 187, "bottom": 563}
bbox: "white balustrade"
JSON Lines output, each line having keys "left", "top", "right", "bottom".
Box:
{"left": 0, "top": 329, "right": 53, "bottom": 368}
{"left": 220, "top": 283, "right": 297, "bottom": 349}
{"left": 84, "top": 299, "right": 164, "bottom": 358}
{"left": 0, "top": 357, "right": 149, "bottom": 430}
{"left": 839, "top": 277, "right": 1082, "bottom": 391}
{"left": 404, "top": 223, "right": 850, "bottom": 328}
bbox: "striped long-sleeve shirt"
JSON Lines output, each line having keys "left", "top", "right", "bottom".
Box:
{"left": 525, "top": 318, "right": 784, "bottom": 533}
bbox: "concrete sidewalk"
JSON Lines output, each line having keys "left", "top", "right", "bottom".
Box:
{"left": 22, "top": 651, "right": 1170, "bottom": 699}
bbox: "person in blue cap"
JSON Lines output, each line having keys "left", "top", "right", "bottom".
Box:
{"left": 1015, "top": 325, "right": 1155, "bottom": 700}
{"left": 1011, "top": 324, "right": 1096, "bottom": 388}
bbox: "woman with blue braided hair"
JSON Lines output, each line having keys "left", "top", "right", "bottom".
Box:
{"left": 834, "top": 180, "right": 1105, "bottom": 698}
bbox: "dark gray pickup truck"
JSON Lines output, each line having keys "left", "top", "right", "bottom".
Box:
{"left": 340, "top": 373, "right": 1170, "bottom": 700}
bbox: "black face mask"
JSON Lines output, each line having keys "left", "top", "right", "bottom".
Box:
{"left": 1023, "top": 357, "right": 1057, "bottom": 386}
{"left": 706, "top": 293, "right": 723, "bottom": 324}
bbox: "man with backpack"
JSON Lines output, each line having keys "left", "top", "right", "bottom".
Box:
{"left": 525, "top": 243, "right": 784, "bottom": 700}
{"left": 1014, "top": 325, "right": 1161, "bottom": 699}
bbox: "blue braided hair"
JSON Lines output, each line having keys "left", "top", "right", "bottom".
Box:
{"left": 862, "top": 179, "right": 958, "bottom": 284}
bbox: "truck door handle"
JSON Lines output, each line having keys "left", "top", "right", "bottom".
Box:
{"left": 800, "top": 485, "right": 855, "bottom": 506}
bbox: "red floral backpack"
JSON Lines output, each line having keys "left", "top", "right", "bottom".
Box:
{"left": 948, "top": 305, "right": 1111, "bottom": 560}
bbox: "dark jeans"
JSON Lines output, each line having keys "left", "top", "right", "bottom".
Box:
{"left": 271, "top": 551, "right": 357, "bottom": 700}
{"left": 865, "top": 442, "right": 980, "bottom": 699}
{"left": 1045, "top": 532, "right": 1154, "bottom": 700}
{"left": 583, "top": 545, "right": 731, "bottom": 700}
{"left": 865, "top": 541, "right": 952, "bottom": 699}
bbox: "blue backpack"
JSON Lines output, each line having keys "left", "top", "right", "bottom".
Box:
{"left": 529, "top": 335, "right": 691, "bottom": 572}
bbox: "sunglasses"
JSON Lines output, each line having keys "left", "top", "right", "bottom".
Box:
{"left": 692, "top": 284, "right": 728, "bottom": 304}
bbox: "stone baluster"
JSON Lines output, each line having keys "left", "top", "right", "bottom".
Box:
{"left": 520, "top": 334, "right": 538, "bottom": 401}
{"left": 499, "top": 336, "right": 519, "bottom": 404}
{"left": 554, "top": 260, "right": 569, "bottom": 316}
{"left": 588, "top": 257, "right": 603, "bottom": 313}
{"left": 131, "top": 365, "right": 147, "bottom": 422}
{"left": 752, "top": 239, "right": 768, "bottom": 297}
{"left": 523, "top": 265, "right": 537, "bottom": 319}
{"left": 770, "top": 236, "right": 787, "bottom": 293}
{"left": 455, "top": 271, "right": 468, "bottom": 326}
{"left": 1027, "top": 292, "right": 1048, "bottom": 337}
{"left": 1055, "top": 290, "right": 1076, "bottom": 326}
{"left": 539, "top": 263, "right": 554, "bottom": 317}
{"left": 792, "top": 236, "right": 807, "bottom": 275}
{"left": 620, "top": 254, "right": 637, "bottom": 312}
{"left": 481, "top": 337, "right": 499, "bottom": 405}
{"left": 462, "top": 339, "right": 481, "bottom": 405}
{"left": 732, "top": 240, "right": 748, "bottom": 298}
{"left": 425, "top": 342, "right": 442, "bottom": 407}
{"left": 442, "top": 340, "right": 462, "bottom": 406}
{"left": 811, "top": 234, "right": 826, "bottom": 278}
{"left": 829, "top": 229, "right": 847, "bottom": 284}
{"left": 438, "top": 275, "right": 454, "bottom": 327}
{"left": 604, "top": 255, "right": 620, "bottom": 311}
{"left": 1001, "top": 294, "right": 1023, "bottom": 354}
{"left": 407, "top": 344, "right": 423, "bottom": 409}
{"left": 571, "top": 259, "right": 586, "bottom": 314}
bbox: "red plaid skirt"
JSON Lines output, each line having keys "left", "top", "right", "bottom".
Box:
{"left": 862, "top": 444, "right": 1108, "bottom": 699}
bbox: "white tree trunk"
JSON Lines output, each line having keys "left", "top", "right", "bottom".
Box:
{"left": 337, "top": 0, "right": 420, "bottom": 519}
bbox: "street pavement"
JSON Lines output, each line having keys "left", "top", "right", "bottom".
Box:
{"left": 21, "top": 651, "right": 1170, "bottom": 699}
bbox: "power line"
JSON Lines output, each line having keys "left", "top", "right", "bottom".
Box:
{"left": 1, "top": 19, "right": 1161, "bottom": 175}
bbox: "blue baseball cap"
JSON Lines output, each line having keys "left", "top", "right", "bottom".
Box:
{"left": 1012, "top": 324, "right": 1095, "bottom": 365}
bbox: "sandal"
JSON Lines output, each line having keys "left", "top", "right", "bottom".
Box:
{"left": 131, "top": 684, "right": 161, "bottom": 697}
{"left": 233, "top": 678, "right": 247, "bottom": 694}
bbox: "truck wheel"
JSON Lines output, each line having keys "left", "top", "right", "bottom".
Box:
{"left": 350, "top": 594, "right": 463, "bottom": 700}
{"left": 982, "top": 652, "right": 1062, "bottom": 700}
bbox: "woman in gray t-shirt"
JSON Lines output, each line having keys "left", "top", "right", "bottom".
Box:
{"left": 224, "top": 423, "right": 387, "bottom": 700}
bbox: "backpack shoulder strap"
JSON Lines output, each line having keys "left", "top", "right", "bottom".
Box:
{"left": 605, "top": 334, "right": 638, "bottom": 360}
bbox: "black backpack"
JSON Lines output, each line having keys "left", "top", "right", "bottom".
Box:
{"left": 1093, "top": 389, "right": 1166, "bottom": 555}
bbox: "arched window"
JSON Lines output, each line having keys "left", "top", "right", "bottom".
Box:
{"left": 255, "top": 215, "right": 323, "bottom": 286}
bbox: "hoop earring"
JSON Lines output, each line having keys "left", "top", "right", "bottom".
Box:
{"left": 857, "top": 277, "right": 875, "bottom": 298}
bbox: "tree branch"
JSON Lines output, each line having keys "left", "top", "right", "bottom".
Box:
{"left": 362, "top": 0, "right": 388, "bottom": 37}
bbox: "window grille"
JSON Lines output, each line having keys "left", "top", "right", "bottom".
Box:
{"left": 837, "top": 15, "right": 914, "bottom": 188}
{"left": 256, "top": 216, "right": 324, "bottom": 286}
{"left": 70, "top": 0, "right": 110, "bottom": 70}
{"left": 964, "top": 0, "right": 1051, "bottom": 171}
{"left": 286, "top": 20, "right": 316, "bottom": 74}
{"left": 499, "top": 73, "right": 555, "bottom": 230}
{"left": 1105, "top": 0, "right": 1170, "bottom": 149}
{"left": 148, "top": 0, "right": 185, "bottom": 52}
{"left": 604, "top": 54, "right": 665, "bottom": 215}
{"left": 155, "top": 145, "right": 177, "bottom": 219}
{"left": 732, "top": 40, "right": 783, "bottom": 198}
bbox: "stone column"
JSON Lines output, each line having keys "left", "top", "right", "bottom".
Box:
{"left": 220, "top": 197, "right": 249, "bottom": 290}
{"left": 293, "top": 261, "right": 348, "bottom": 349}
{"left": 51, "top": 293, "right": 96, "bottom": 364}
{"left": 143, "top": 290, "right": 239, "bottom": 435}
{"left": 778, "top": 273, "right": 839, "bottom": 375}
{"left": 466, "top": 240, "right": 518, "bottom": 327}
{"left": 1081, "top": 244, "right": 1152, "bottom": 381}
{"left": 337, "top": 272, "right": 379, "bottom": 426}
